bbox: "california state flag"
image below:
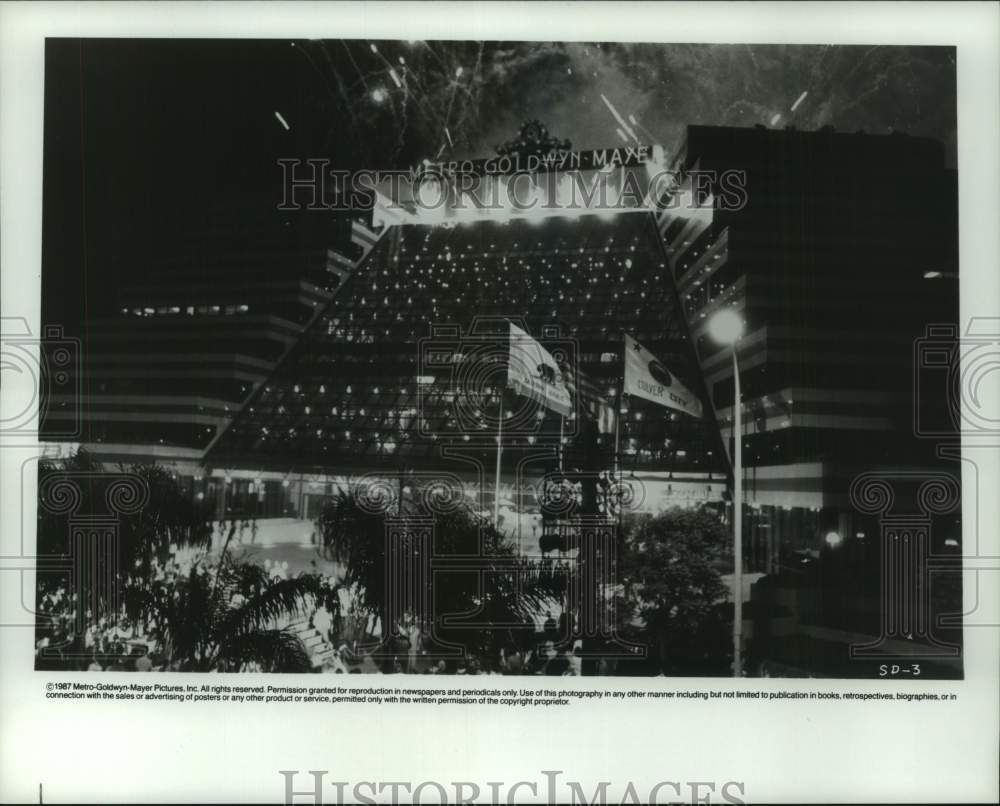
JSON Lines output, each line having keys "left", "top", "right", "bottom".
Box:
{"left": 623, "top": 334, "right": 703, "bottom": 419}
{"left": 506, "top": 323, "right": 572, "bottom": 417}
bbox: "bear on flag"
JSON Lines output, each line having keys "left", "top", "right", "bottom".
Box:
{"left": 506, "top": 322, "right": 572, "bottom": 417}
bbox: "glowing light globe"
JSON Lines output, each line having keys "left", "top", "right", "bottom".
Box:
{"left": 707, "top": 308, "right": 745, "bottom": 345}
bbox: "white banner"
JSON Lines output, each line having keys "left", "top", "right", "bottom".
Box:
{"left": 623, "top": 334, "right": 703, "bottom": 418}
{"left": 506, "top": 323, "right": 572, "bottom": 417}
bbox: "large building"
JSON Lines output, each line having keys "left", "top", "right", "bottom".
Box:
{"left": 44, "top": 126, "right": 960, "bottom": 523}
{"left": 205, "top": 209, "right": 728, "bottom": 523}
{"left": 656, "top": 124, "right": 958, "bottom": 566}
{"left": 40, "top": 197, "right": 374, "bottom": 514}
{"left": 653, "top": 125, "right": 961, "bottom": 674}
{"left": 41, "top": 123, "right": 962, "bottom": 674}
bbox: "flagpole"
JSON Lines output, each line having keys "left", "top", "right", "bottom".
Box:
{"left": 613, "top": 371, "right": 625, "bottom": 526}
{"left": 613, "top": 389, "right": 621, "bottom": 479}
{"left": 493, "top": 390, "right": 504, "bottom": 527}
{"left": 558, "top": 413, "right": 564, "bottom": 472}
{"left": 614, "top": 338, "right": 625, "bottom": 480}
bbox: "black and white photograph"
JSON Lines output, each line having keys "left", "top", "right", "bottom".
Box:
{"left": 32, "top": 35, "right": 967, "bottom": 679}
{"left": 1, "top": 3, "right": 997, "bottom": 804}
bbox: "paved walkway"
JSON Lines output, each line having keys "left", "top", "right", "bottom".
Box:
{"left": 211, "top": 518, "right": 342, "bottom": 577}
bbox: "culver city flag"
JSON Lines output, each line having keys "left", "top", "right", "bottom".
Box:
{"left": 506, "top": 323, "right": 572, "bottom": 417}
{"left": 623, "top": 334, "right": 704, "bottom": 419}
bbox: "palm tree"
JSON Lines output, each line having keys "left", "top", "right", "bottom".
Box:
{"left": 36, "top": 449, "right": 340, "bottom": 672}
{"left": 118, "top": 462, "right": 215, "bottom": 570}
{"left": 125, "top": 555, "right": 337, "bottom": 672}
{"left": 317, "top": 488, "right": 565, "bottom": 669}
{"left": 316, "top": 489, "right": 388, "bottom": 615}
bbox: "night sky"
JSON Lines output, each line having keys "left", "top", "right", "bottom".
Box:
{"left": 42, "top": 39, "right": 957, "bottom": 333}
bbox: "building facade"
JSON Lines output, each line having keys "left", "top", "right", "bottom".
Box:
{"left": 655, "top": 124, "right": 961, "bottom": 674}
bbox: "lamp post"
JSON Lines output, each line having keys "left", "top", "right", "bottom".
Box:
{"left": 708, "top": 308, "right": 745, "bottom": 677}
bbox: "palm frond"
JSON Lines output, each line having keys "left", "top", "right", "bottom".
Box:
{"left": 220, "top": 629, "right": 312, "bottom": 673}
{"left": 214, "top": 574, "right": 324, "bottom": 642}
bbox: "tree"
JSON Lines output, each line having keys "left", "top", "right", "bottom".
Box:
{"left": 36, "top": 447, "right": 104, "bottom": 558}
{"left": 316, "top": 488, "right": 564, "bottom": 670}
{"left": 117, "top": 463, "right": 215, "bottom": 571}
{"left": 35, "top": 449, "right": 214, "bottom": 636}
{"left": 35, "top": 449, "right": 329, "bottom": 673}
{"left": 124, "top": 554, "right": 335, "bottom": 672}
{"left": 620, "top": 506, "right": 731, "bottom": 675}
{"left": 316, "top": 489, "right": 389, "bottom": 615}
{"left": 429, "top": 507, "right": 564, "bottom": 668}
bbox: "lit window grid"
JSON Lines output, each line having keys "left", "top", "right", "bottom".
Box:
{"left": 212, "top": 216, "right": 721, "bottom": 471}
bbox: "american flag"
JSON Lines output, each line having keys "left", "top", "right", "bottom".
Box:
{"left": 563, "top": 362, "right": 616, "bottom": 435}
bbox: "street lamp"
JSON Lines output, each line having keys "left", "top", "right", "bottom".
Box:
{"left": 708, "top": 308, "right": 745, "bottom": 677}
